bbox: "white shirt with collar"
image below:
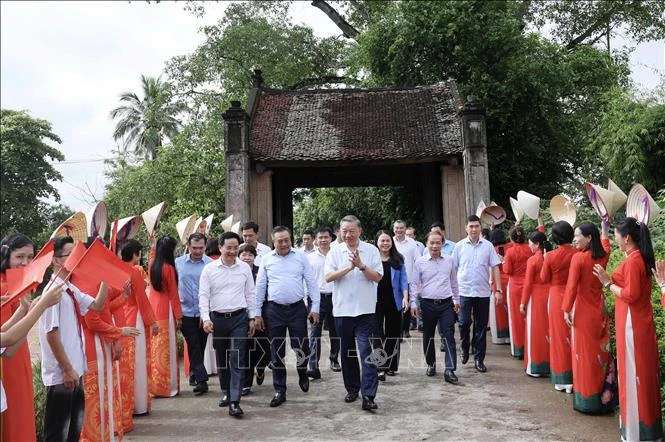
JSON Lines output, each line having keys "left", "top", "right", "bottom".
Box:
{"left": 307, "top": 248, "right": 334, "bottom": 293}
{"left": 253, "top": 242, "right": 272, "bottom": 266}
{"left": 324, "top": 241, "right": 383, "bottom": 317}
{"left": 393, "top": 235, "right": 419, "bottom": 283}
{"left": 198, "top": 258, "right": 256, "bottom": 322}
{"left": 39, "top": 278, "right": 95, "bottom": 386}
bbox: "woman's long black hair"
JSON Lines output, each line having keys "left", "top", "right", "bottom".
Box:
{"left": 150, "top": 236, "right": 178, "bottom": 292}
{"left": 577, "top": 222, "right": 607, "bottom": 260}
{"left": 615, "top": 217, "right": 655, "bottom": 276}
{"left": 0, "top": 233, "right": 34, "bottom": 273}
{"left": 528, "top": 231, "right": 553, "bottom": 254}
{"left": 375, "top": 229, "right": 404, "bottom": 270}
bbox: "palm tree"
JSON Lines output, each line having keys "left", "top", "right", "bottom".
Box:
{"left": 110, "top": 75, "right": 181, "bottom": 160}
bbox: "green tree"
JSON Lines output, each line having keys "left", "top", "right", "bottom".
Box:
{"left": 104, "top": 122, "right": 227, "bottom": 240}
{"left": 344, "top": 0, "right": 630, "bottom": 206}
{"left": 0, "top": 109, "right": 64, "bottom": 240}
{"left": 525, "top": 0, "right": 665, "bottom": 51}
{"left": 110, "top": 75, "right": 181, "bottom": 161}
{"left": 590, "top": 85, "right": 665, "bottom": 193}
{"left": 293, "top": 187, "right": 425, "bottom": 241}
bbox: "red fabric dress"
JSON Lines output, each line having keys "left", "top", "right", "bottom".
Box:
{"left": 81, "top": 289, "right": 125, "bottom": 442}
{"left": 611, "top": 249, "right": 662, "bottom": 441}
{"left": 490, "top": 243, "right": 513, "bottom": 344}
{"left": 503, "top": 243, "right": 532, "bottom": 358}
{"left": 541, "top": 244, "right": 577, "bottom": 388}
{"left": 148, "top": 250, "right": 182, "bottom": 398}
{"left": 521, "top": 250, "right": 550, "bottom": 376}
{"left": 0, "top": 274, "right": 37, "bottom": 442}
{"left": 120, "top": 265, "right": 156, "bottom": 432}
{"left": 562, "top": 239, "right": 612, "bottom": 413}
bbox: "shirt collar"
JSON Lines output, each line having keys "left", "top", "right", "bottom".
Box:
{"left": 216, "top": 258, "right": 240, "bottom": 268}
{"left": 464, "top": 236, "right": 485, "bottom": 246}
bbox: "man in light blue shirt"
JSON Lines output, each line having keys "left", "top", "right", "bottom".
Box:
{"left": 175, "top": 232, "right": 213, "bottom": 395}
{"left": 452, "top": 215, "right": 502, "bottom": 374}
{"left": 254, "top": 226, "right": 319, "bottom": 408}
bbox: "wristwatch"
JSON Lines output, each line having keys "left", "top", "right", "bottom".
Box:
{"left": 359, "top": 266, "right": 367, "bottom": 271}
{"left": 604, "top": 280, "right": 612, "bottom": 289}
{"left": 495, "top": 289, "right": 502, "bottom": 293}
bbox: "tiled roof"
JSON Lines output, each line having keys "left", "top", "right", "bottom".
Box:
{"left": 248, "top": 81, "right": 463, "bottom": 162}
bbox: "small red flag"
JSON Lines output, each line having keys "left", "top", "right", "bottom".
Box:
{"left": 2, "top": 240, "right": 55, "bottom": 306}
{"left": 69, "top": 239, "right": 131, "bottom": 294}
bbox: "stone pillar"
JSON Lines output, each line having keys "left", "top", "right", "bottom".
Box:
{"left": 223, "top": 101, "right": 251, "bottom": 226}
{"left": 460, "top": 96, "right": 490, "bottom": 217}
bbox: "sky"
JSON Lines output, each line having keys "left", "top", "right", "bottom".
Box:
{"left": 1, "top": 1, "right": 663, "bottom": 213}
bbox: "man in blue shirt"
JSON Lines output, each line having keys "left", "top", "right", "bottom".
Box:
{"left": 175, "top": 232, "right": 213, "bottom": 395}
{"left": 452, "top": 215, "right": 502, "bottom": 373}
{"left": 254, "top": 226, "right": 319, "bottom": 408}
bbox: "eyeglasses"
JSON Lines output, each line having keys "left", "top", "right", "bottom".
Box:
{"left": 54, "top": 254, "right": 71, "bottom": 258}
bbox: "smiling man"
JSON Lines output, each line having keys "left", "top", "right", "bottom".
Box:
{"left": 325, "top": 215, "right": 383, "bottom": 412}
{"left": 175, "top": 232, "right": 212, "bottom": 396}
{"left": 254, "top": 226, "right": 319, "bottom": 408}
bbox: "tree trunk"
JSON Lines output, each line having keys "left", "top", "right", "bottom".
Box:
{"left": 310, "top": 0, "right": 359, "bottom": 39}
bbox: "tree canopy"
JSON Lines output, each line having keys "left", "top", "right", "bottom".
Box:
{"left": 0, "top": 109, "right": 65, "bottom": 240}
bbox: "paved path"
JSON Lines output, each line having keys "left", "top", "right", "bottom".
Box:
{"left": 125, "top": 335, "right": 618, "bottom": 441}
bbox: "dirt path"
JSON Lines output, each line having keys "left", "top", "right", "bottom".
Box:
{"left": 126, "top": 335, "right": 618, "bottom": 441}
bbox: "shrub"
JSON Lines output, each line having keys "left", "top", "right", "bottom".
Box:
{"left": 32, "top": 361, "right": 45, "bottom": 442}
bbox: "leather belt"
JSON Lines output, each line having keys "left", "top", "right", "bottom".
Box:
{"left": 211, "top": 308, "right": 246, "bottom": 318}
{"left": 269, "top": 300, "right": 304, "bottom": 309}
{"left": 421, "top": 298, "right": 451, "bottom": 305}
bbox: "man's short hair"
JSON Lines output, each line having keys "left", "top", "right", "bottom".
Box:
{"left": 241, "top": 221, "right": 259, "bottom": 233}
{"left": 54, "top": 236, "right": 74, "bottom": 255}
{"left": 426, "top": 230, "right": 444, "bottom": 242}
{"left": 466, "top": 215, "right": 481, "bottom": 224}
{"left": 340, "top": 215, "right": 361, "bottom": 229}
{"left": 218, "top": 231, "right": 241, "bottom": 246}
{"left": 393, "top": 219, "right": 406, "bottom": 227}
{"left": 302, "top": 229, "right": 314, "bottom": 237}
{"left": 430, "top": 221, "right": 446, "bottom": 231}
{"left": 316, "top": 226, "right": 335, "bottom": 238}
{"left": 406, "top": 226, "right": 416, "bottom": 233}
{"left": 271, "top": 225, "right": 291, "bottom": 238}
{"left": 188, "top": 232, "right": 207, "bottom": 244}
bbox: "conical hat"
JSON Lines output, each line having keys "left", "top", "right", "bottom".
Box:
{"left": 141, "top": 202, "right": 165, "bottom": 236}
{"left": 607, "top": 178, "right": 627, "bottom": 214}
{"left": 510, "top": 197, "right": 524, "bottom": 223}
{"left": 85, "top": 201, "right": 108, "bottom": 238}
{"left": 475, "top": 200, "right": 487, "bottom": 218}
{"left": 194, "top": 216, "right": 205, "bottom": 234}
{"left": 220, "top": 215, "right": 234, "bottom": 232}
{"left": 176, "top": 215, "right": 197, "bottom": 245}
{"left": 116, "top": 215, "right": 142, "bottom": 242}
{"left": 204, "top": 214, "right": 214, "bottom": 235}
{"left": 585, "top": 182, "right": 614, "bottom": 219}
{"left": 230, "top": 221, "right": 241, "bottom": 234}
{"left": 626, "top": 184, "right": 661, "bottom": 225}
{"left": 52, "top": 212, "right": 88, "bottom": 242}
{"left": 481, "top": 205, "right": 506, "bottom": 226}
{"left": 550, "top": 195, "right": 576, "bottom": 226}
{"left": 517, "top": 191, "right": 541, "bottom": 220}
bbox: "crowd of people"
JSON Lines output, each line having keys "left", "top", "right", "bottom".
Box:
{"left": 1, "top": 211, "right": 665, "bottom": 441}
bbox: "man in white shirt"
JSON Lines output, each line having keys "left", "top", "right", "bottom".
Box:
{"left": 405, "top": 226, "right": 425, "bottom": 256}
{"left": 299, "top": 229, "right": 317, "bottom": 255}
{"left": 241, "top": 221, "right": 272, "bottom": 266}
{"left": 200, "top": 231, "right": 256, "bottom": 417}
{"left": 306, "top": 226, "right": 341, "bottom": 379}
{"left": 393, "top": 219, "right": 420, "bottom": 333}
{"left": 40, "top": 236, "right": 110, "bottom": 441}
{"left": 325, "top": 215, "right": 383, "bottom": 412}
